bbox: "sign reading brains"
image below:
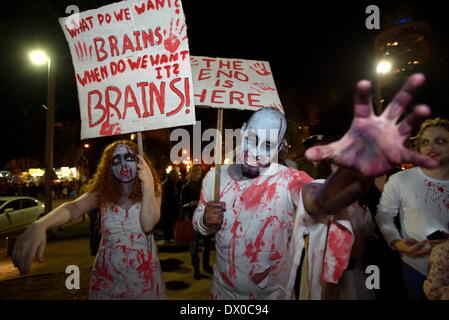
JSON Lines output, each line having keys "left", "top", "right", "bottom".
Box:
{"left": 59, "top": 0, "right": 195, "bottom": 139}
{"left": 191, "top": 56, "right": 284, "bottom": 113}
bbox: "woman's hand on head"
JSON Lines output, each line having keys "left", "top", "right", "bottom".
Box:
{"left": 137, "top": 154, "right": 154, "bottom": 189}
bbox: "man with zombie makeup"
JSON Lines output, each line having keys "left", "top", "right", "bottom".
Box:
{"left": 376, "top": 117, "right": 449, "bottom": 300}
{"left": 193, "top": 74, "right": 442, "bottom": 300}
{"left": 11, "top": 140, "right": 166, "bottom": 300}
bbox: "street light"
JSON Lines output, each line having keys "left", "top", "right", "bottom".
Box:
{"left": 29, "top": 49, "right": 56, "bottom": 215}
{"left": 376, "top": 60, "right": 392, "bottom": 74}
{"left": 375, "top": 60, "right": 392, "bottom": 115}
{"left": 29, "top": 50, "right": 49, "bottom": 65}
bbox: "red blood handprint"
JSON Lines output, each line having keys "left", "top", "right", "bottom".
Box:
{"left": 74, "top": 41, "right": 93, "bottom": 62}
{"left": 250, "top": 62, "right": 271, "bottom": 76}
{"left": 163, "top": 18, "right": 187, "bottom": 53}
{"left": 252, "top": 82, "right": 276, "bottom": 91}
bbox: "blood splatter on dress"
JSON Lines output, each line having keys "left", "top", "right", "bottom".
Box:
{"left": 89, "top": 202, "right": 166, "bottom": 300}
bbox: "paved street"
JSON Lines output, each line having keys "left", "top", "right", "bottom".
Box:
{"left": 0, "top": 200, "right": 215, "bottom": 300}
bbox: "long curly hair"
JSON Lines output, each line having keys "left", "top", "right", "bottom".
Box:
{"left": 84, "top": 140, "right": 161, "bottom": 209}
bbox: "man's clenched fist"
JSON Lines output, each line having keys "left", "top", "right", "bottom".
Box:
{"left": 204, "top": 201, "right": 226, "bottom": 231}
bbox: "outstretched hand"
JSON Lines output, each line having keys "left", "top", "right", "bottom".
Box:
{"left": 12, "top": 222, "right": 47, "bottom": 275}
{"left": 306, "top": 73, "right": 439, "bottom": 177}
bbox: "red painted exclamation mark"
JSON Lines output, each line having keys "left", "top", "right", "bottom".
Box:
{"left": 184, "top": 77, "right": 190, "bottom": 114}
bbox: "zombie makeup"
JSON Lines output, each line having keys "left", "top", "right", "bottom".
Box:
{"left": 240, "top": 129, "right": 273, "bottom": 177}
{"left": 111, "top": 144, "right": 138, "bottom": 183}
{"left": 236, "top": 108, "right": 287, "bottom": 178}
{"left": 419, "top": 126, "right": 449, "bottom": 163}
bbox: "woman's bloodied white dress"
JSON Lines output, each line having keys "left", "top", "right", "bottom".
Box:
{"left": 89, "top": 202, "right": 166, "bottom": 299}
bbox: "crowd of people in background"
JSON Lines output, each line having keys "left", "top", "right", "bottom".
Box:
{"left": 157, "top": 164, "right": 214, "bottom": 280}
{"left": 0, "top": 179, "right": 80, "bottom": 200}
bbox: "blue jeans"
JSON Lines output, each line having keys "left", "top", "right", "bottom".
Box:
{"left": 190, "top": 233, "right": 211, "bottom": 271}
{"left": 401, "top": 262, "right": 427, "bottom": 300}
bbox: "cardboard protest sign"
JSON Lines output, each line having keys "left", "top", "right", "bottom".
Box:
{"left": 191, "top": 56, "right": 283, "bottom": 113}
{"left": 59, "top": 0, "right": 195, "bottom": 139}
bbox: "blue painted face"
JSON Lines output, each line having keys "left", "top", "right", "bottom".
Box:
{"left": 239, "top": 118, "right": 284, "bottom": 178}
{"left": 111, "top": 144, "right": 137, "bottom": 183}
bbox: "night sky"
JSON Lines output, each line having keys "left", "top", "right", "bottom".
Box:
{"left": 1, "top": 0, "right": 448, "bottom": 170}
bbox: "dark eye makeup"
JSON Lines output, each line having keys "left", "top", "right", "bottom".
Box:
{"left": 111, "top": 155, "right": 121, "bottom": 165}
{"left": 124, "top": 153, "right": 137, "bottom": 161}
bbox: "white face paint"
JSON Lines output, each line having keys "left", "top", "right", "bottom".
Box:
{"left": 238, "top": 112, "right": 286, "bottom": 178}
{"left": 111, "top": 144, "right": 138, "bottom": 183}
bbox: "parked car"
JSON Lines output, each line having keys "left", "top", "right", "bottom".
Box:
{"left": 0, "top": 196, "right": 45, "bottom": 238}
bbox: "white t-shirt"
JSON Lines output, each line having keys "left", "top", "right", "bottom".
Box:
{"left": 376, "top": 167, "right": 449, "bottom": 275}
{"left": 193, "top": 163, "right": 313, "bottom": 299}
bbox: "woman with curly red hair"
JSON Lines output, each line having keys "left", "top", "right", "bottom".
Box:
{"left": 12, "top": 140, "right": 166, "bottom": 300}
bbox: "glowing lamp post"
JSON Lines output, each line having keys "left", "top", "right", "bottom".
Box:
{"left": 29, "top": 50, "right": 56, "bottom": 214}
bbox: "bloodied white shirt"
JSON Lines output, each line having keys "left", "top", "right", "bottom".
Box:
{"left": 193, "top": 163, "right": 313, "bottom": 299}
{"left": 376, "top": 167, "right": 449, "bottom": 275}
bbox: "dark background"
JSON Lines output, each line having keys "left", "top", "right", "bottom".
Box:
{"left": 1, "top": 0, "right": 448, "bottom": 173}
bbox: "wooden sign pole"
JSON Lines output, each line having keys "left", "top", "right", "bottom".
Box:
{"left": 136, "top": 132, "right": 145, "bottom": 192}
{"left": 213, "top": 108, "right": 223, "bottom": 201}
{"left": 137, "top": 132, "right": 144, "bottom": 157}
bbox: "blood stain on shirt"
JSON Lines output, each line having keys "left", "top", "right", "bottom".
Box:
{"left": 229, "top": 220, "right": 241, "bottom": 279}
{"left": 244, "top": 215, "right": 279, "bottom": 263}
{"left": 242, "top": 178, "right": 278, "bottom": 210}
{"left": 221, "top": 272, "right": 235, "bottom": 288}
